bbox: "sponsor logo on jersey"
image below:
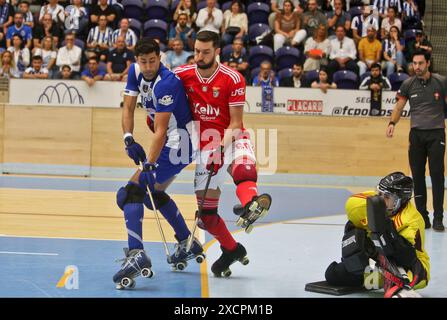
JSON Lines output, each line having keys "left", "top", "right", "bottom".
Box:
{"left": 231, "top": 88, "right": 245, "bottom": 97}
{"left": 193, "top": 103, "right": 220, "bottom": 119}
{"left": 158, "top": 95, "right": 174, "bottom": 106}
{"left": 212, "top": 87, "right": 220, "bottom": 98}
{"left": 202, "top": 86, "right": 208, "bottom": 92}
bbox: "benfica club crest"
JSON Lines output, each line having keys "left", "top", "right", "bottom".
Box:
{"left": 212, "top": 87, "right": 220, "bottom": 98}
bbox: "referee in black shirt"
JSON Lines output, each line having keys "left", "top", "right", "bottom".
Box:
{"left": 386, "top": 50, "right": 447, "bottom": 231}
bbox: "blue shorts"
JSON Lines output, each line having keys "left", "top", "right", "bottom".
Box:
{"left": 153, "top": 145, "right": 193, "bottom": 184}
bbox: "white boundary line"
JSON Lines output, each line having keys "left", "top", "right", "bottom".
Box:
{"left": 0, "top": 251, "right": 59, "bottom": 256}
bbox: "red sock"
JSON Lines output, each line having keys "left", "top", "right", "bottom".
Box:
{"left": 201, "top": 214, "right": 237, "bottom": 251}
{"left": 236, "top": 181, "right": 258, "bottom": 207}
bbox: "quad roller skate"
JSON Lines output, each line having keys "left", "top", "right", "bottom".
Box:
{"left": 234, "top": 194, "right": 272, "bottom": 233}
{"left": 169, "top": 236, "right": 206, "bottom": 271}
{"left": 211, "top": 243, "right": 249, "bottom": 278}
{"left": 113, "top": 248, "right": 154, "bottom": 290}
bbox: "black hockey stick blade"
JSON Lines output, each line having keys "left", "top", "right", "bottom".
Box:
{"left": 305, "top": 281, "right": 366, "bottom": 296}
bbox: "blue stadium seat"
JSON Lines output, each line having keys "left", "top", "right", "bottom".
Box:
{"left": 389, "top": 72, "right": 410, "bottom": 91}
{"left": 248, "top": 45, "right": 274, "bottom": 68}
{"left": 303, "top": 70, "right": 319, "bottom": 85}
{"left": 359, "top": 71, "right": 371, "bottom": 84}
{"left": 247, "top": 2, "right": 270, "bottom": 25}
{"left": 128, "top": 18, "right": 142, "bottom": 39}
{"left": 404, "top": 29, "right": 421, "bottom": 42}
{"left": 143, "top": 19, "right": 168, "bottom": 43}
{"left": 275, "top": 46, "right": 300, "bottom": 71}
{"left": 349, "top": 6, "right": 363, "bottom": 19}
{"left": 146, "top": 0, "right": 170, "bottom": 21}
{"left": 122, "top": 0, "right": 145, "bottom": 20}
{"left": 248, "top": 23, "right": 271, "bottom": 43}
{"left": 221, "top": 1, "right": 233, "bottom": 12}
{"left": 333, "top": 70, "right": 359, "bottom": 89}
{"left": 277, "top": 68, "right": 293, "bottom": 81}
{"left": 250, "top": 66, "right": 261, "bottom": 80}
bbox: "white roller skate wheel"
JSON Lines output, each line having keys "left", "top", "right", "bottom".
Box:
{"left": 246, "top": 224, "right": 254, "bottom": 234}
{"left": 195, "top": 255, "right": 205, "bottom": 264}
{"left": 176, "top": 261, "right": 187, "bottom": 271}
{"left": 236, "top": 217, "right": 244, "bottom": 227}
{"left": 121, "top": 277, "right": 133, "bottom": 289}
{"left": 141, "top": 268, "right": 153, "bottom": 278}
{"left": 115, "top": 283, "right": 124, "bottom": 290}
{"left": 240, "top": 256, "right": 250, "bottom": 266}
{"left": 223, "top": 269, "right": 232, "bottom": 278}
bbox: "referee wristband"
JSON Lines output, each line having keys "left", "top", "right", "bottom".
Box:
{"left": 388, "top": 121, "right": 396, "bottom": 126}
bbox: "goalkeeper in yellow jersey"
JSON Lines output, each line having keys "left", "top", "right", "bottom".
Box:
{"left": 324, "top": 172, "right": 430, "bottom": 298}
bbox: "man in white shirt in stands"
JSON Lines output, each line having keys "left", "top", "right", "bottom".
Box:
{"left": 56, "top": 32, "right": 82, "bottom": 79}
{"left": 23, "top": 55, "right": 49, "bottom": 79}
{"left": 195, "top": 0, "right": 223, "bottom": 33}
{"left": 327, "top": 25, "right": 359, "bottom": 80}
{"left": 39, "top": 0, "right": 65, "bottom": 25}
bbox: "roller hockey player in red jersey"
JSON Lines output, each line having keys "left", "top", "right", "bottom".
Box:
{"left": 175, "top": 31, "right": 272, "bottom": 277}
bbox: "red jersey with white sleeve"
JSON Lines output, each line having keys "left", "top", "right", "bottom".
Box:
{"left": 174, "top": 63, "right": 246, "bottom": 150}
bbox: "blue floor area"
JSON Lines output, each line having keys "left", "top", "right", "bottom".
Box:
{"left": 0, "top": 237, "right": 202, "bottom": 297}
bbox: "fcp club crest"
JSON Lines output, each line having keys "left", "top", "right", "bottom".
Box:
{"left": 142, "top": 84, "right": 149, "bottom": 93}
{"left": 212, "top": 87, "right": 220, "bottom": 98}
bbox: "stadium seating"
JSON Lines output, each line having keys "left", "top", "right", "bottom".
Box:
{"left": 143, "top": 19, "right": 168, "bottom": 42}
{"left": 248, "top": 45, "right": 274, "bottom": 69}
{"left": 389, "top": 72, "right": 410, "bottom": 91}
{"left": 275, "top": 46, "right": 300, "bottom": 71}
{"left": 146, "top": 0, "right": 170, "bottom": 21}
{"left": 128, "top": 18, "right": 142, "bottom": 39}
{"left": 247, "top": 2, "right": 270, "bottom": 25}
{"left": 333, "top": 70, "right": 359, "bottom": 89}
{"left": 122, "top": 0, "right": 145, "bottom": 20}
{"left": 277, "top": 68, "right": 293, "bottom": 81}
{"left": 248, "top": 23, "right": 271, "bottom": 44}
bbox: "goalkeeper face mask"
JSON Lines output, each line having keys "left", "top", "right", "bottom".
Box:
{"left": 377, "top": 189, "right": 401, "bottom": 217}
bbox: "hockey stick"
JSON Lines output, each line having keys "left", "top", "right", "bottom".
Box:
{"left": 140, "top": 162, "right": 171, "bottom": 262}
{"left": 185, "top": 164, "right": 215, "bottom": 253}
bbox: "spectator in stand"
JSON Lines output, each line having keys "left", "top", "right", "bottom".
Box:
{"left": 269, "top": 0, "right": 301, "bottom": 29}
{"left": 221, "top": 0, "right": 248, "bottom": 45}
{"left": 23, "top": 55, "right": 49, "bottom": 79}
{"left": 7, "top": 13, "right": 32, "bottom": 49}
{"left": 195, "top": 0, "right": 223, "bottom": 34}
{"left": 221, "top": 37, "right": 248, "bottom": 79}
{"left": 373, "top": 0, "right": 402, "bottom": 19}
{"left": 104, "top": 35, "right": 134, "bottom": 81}
{"left": 357, "top": 26, "right": 382, "bottom": 76}
{"left": 402, "top": 0, "right": 420, "bottom": 29}
{"left": 0, "top": 50, "right": 19, "bottom": 78}
{"left": 327, "top": 26, "right": 359, "bottom": 79}
{"left": 165, "top": 39, "right": 191, "bottom": 70}
{"left": 90, "top": 0, "right": 116, "bottom": 28}
{"left": 59, "top": 64, "right": 72, "bottom": 79}
{"left": 382, "top": 25, "right": 405, "bottom": 77}
{"left": 299, "top": 0, "right": 328, "bottom": 47}
{"left": 405, "top": 30, "right": 432, "bottom": 75}
{"left": 18, "top": 1, "right": 34, "bottom": 29}
{"left": 303, "top": 23, "right": 330, "bottom": 71}
{"left": 252, "top": 60, "right": 279, "bottom": 87}
{"left": 34, "top": 36, "right": 57, "bottom": 78}
{"left": 33, "top": 13, "right": 63, "bottom": 50}
{"left": 279, "top": 62, "right": 306, "bottom": 88}
{"left": 326, "top": 0, "right": 351, "bottom": 39}
{"left": 351, "top": 5, "right": 379, "bottom": 44}
{"left": 56, "top": 32, "right": 82, "bottom": 79}
{"left": 82, "top": 56, "right": 105, "bottom": 86}
{"left": 39, "top": 0, "right": 65, "bottom": 26}
{"left": 186, "top": 54, "right": 194, "bottom": 65}
{"left": 311, "top": 66, "right": 337, "bottom": 93}
{"left": 7, "top": 34, "right": 30, "bottom": 77}
{"left": 173, "top": 0, "right": 197, "bottom": 27}
{"left": 168, "top": 13, "right": 195, "bottom": 52}
{"left": 359, "top": 62, "right": 392, "bottom": 90}
{"left": 0, "top": 0, "right": 14, "bottom": 45}
{"left": 273, "top": 0, "right": 302, "bottom": 52}
{"left": 86, "top": 14, "right": 113, "bottom": 61}
{"left": 380, "top": 6, "right": 402, "bottom": 39}
{"left": 111, "top": 18, "right": 137, "bottom": 52}
{"left": 64, "top": 0, "right": 88, "bottom": 37}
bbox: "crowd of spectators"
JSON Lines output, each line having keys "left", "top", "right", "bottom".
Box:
{"left": 0, "top": 0, "right": 432, "bottom": 92}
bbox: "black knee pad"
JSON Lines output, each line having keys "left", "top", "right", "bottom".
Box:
{"left": 341, "top": 227, "right": 371, "bottom": 275}
{"left": 116, "top": 183, "right": 145, "bottom": 210}
{"left": 152, "top": 191, "right": 170, "bottom": 208}
{"left": 325, "top": 261, "right": 364, "bottom": 287}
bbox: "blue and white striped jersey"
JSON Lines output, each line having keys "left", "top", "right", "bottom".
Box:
{"left": 124, "top": 63, "right": 193, "bottom": 149}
